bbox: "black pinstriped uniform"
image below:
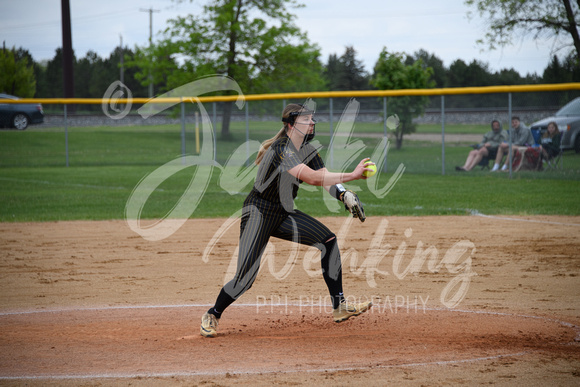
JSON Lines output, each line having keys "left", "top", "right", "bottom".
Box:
{"left": 210, "top": 134, "right": 344, "bottom": 316}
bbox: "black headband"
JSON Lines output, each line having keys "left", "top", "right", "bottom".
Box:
{"left": 281, "top": 105, "right": 315, "bottom": 124}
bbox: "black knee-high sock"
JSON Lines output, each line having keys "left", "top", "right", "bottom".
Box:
{"left": 208, "top": 287, "right": 236, "bottom": 319}
{"left": 320, "top": 236, "right": 344, "bottom": 309}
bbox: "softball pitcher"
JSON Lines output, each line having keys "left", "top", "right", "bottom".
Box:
{"left": 201, "top": 102, "right": 374, "bottom": 337}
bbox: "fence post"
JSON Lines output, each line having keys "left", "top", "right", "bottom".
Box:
{"left": 329, "top": 97, "right": 334, "bottom": 169}
{"left": 441, "top": 95, "right": 445, "bottom": 175}
{"left": 246, "top": 102, "right": 250, "bottom": 166}
{"left": 180, "top": 99, "right": 186, "bottom": 164}
{"left": 213, "top": 102, "right": 217, "bottom": 163}
{"left": 195, "top": 111, "right": 200, "bottom": 154}
{"left": 508, "top": 93, "right": 513, "bottom": 178}
{"left": 64, "top": 104, "right": 69, "bottom": 167}
{"left": 383, "top": 97, "right": 388, "bottom": 173}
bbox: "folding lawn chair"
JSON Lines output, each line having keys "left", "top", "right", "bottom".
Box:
{"left": 531, "top": 128, "right": 542, "bottom": 147}
{"left": 469, "top": 144, "right": 491, "bottom": 170}
{"left": 542, "top": 148, "right": 563, "bottom": 170}
{"left": 478, "top": 156, "right": 491, "bottom": 170}
{"left": 538, "top": 128, "right": 563, "bottom": 171}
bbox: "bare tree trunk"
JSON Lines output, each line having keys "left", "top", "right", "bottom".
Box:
{"left": 563, "top": 0, "right": 580, "bottom": 62}
{"left": 396, "top": 129, "right": 404, "bottom": 150}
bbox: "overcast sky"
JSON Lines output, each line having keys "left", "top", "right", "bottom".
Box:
{"left": 1, "top": 0, "right": 563, "bottom": 78}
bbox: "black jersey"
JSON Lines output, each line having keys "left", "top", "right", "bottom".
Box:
{"left": 250, "top": 136, "right": 324, "bottom": 212}
{"left": 208, "top": 135, "right": 350, "bottom": 319}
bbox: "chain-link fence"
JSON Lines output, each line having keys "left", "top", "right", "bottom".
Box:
{"left": 1, "top": 86, "right": 579, "bottom": 178}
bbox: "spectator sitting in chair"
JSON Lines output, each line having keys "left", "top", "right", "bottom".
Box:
{"left": 456, "top": 119, "right": 507, "bottom": 172}
{"left": 540, "top": 121, "right": 561, "bottom": 159}
{"left": 490, "top": 116, "right": 534, "bottom": 172}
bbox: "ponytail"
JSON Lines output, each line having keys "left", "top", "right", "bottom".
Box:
{"left": 255, "top": 126, "right": 287, "bottom": 165}
{"left": 255, "top": 103, "right": 305, "bottom": 165}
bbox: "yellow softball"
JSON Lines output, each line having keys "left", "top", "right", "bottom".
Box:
{"left": 363, "top": 161, "right": 377, "bottom": 177}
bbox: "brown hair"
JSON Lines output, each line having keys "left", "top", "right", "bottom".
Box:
{"left": 255, "top": 104, "right": 304, "bottom": 165}
{"left": 543, "top": 121, "right": 559, "bottom": 139}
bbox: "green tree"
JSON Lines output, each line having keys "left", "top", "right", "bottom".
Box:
{"left": 543, "top": 53, "right": 580, "bottom": 83}
{"left": 33, "top": 60, "right": 49, "bottom": 98}
{"left": 250, "top": 31, "right": 324, "bottom": 95}
{"left": 542, "top": 53, "right": 580, "bottom": 104}
{"left": 130, "top": 0, "right": 323, "bottom": 138}
{"left": 75, "top": 51, "right": 104, "bottom": 98}
{"left": 43, "top": 48, "right": 66, "bottom": 98}
{"left": 465, "top": 0, "right": 580, "bottom": 62}
{"left": 405, "top": 49, "right": 447, "bottom": 108}
{"left": 447, "top": 59, "right": 493, "bottom": 87}
{"left": 446, "top": 59, "right": 498, "bottom": 108}
{"left": 335, "top": 46, "right": 369, "bottom": 90}
{"left": 106, "top": 46, "right": 149, "bottom": 98}
{"left": 495, "top": 68, "right": 524, "bottom": 85}
{"left": 322, "top": 46, "right": 370, "bottom": 111}
{"left": 129, "top": 41, "right": 180, "bottom": 97}
{"left": 406, "top": 49, "right": 447, "bottom": 88}
{"left": 0, "top": 47, "right": 36, "bottom": 97}
{"left": 324, "top": 53, "right": 341, "bottom": 90}
{"left": 371, "top": 48, "right": 435, "bottom": 149}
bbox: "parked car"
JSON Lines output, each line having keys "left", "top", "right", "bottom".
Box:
{"left": 0, "top": 93, "right": 44, "bottom": 130}
{"left": 530, "top": 97, "right": 580, "bottom": 153}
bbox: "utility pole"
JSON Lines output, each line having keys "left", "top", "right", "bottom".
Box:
{"left": 140, "top": 7, "right": 159, "bottom": 98}
{"left": 61, "top": 0, "right": 74, "bottom": 104}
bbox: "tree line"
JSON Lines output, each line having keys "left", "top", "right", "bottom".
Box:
{"left": 2, "top": 0, "right": 579, "bottom": 110}
{"left": 4, "top": 44, "right": 578, "bottom": 102}
{"left": 2, "top": 0, "right": 579, "bottom": 145}
{"left": 2, "top": 41, "right": 578, "bottom": 148}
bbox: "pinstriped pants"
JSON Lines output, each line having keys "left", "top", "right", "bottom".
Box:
{"left": 223, "top": 198, "right": 337, "bottom": 300}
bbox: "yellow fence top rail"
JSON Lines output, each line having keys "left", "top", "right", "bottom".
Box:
{"left": 3, "top": 82, "right": 580, "bottom": 104}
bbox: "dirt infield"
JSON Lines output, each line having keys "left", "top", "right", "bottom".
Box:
{"left": 1, "top": 215, "right": 579, "bottom": 385}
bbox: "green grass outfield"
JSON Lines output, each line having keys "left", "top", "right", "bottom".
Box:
{"left": 1, "top": 122, "right": 579, "bottom": 222}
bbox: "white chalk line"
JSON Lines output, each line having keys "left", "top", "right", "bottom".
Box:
{"left": 0, "top": 176, "right": 168, "bottom": 193}
{"left": 2, "top": 303, "right": 579, "bottom": 334}
{"left": 0, "top": 352, "right": 532, "bottom": 381}
{"left": 0, "top": 303, "right": 212, "bottom": 316}
{"left": 0, "top": 176, "right": 130, "bottom": 191}
{"left": 1, "top": 303, "right": 578, "bottom": 380}
{"left": 2, "top": 302, "right": 578, "bottom": 340}
{"left": 470, "top": 210, "right": 580, "bottom": 226}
